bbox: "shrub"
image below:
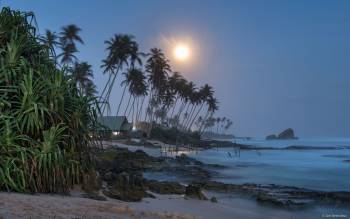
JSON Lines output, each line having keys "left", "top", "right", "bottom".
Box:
{"left": 0, "top": 7, "right": 98, "bottom": 193}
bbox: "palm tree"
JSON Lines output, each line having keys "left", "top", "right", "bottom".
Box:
{"left": 187, "top": 84, "right": 214, "bottom": 131}
{"left": 118, "top": 68, "right": 145, "bottom": 117}
{"left": 199, "top": 97, "right": 219, "bottom": 133}
{"left": 145, "top": 48, "right": 171, "bottom": 123}
{"left": 100, "top": 34, "right": 142, "bottom": 114}
{"left": 58, "top": 24, "right": 84, "bottom": 65}
{"left": 40, "top": 29, "right": 60, "bottom": 59}
{"left": 59, "top": 24, "right": 84, "bottom": 46}
{"left": 168, "top": 72, "right": 183, "bottom": 120}
{"left": 59, "top": 43, "right": 78, "bottom": 64}
{"left": 71, "top": 61, "right": 94, "bottom": 93}
{"left": 181, "top": 82, "right": 197, "bottom": 129}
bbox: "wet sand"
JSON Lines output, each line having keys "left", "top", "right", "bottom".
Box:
{"left": 0, "top": 191, "right": 336, "bottom": 219}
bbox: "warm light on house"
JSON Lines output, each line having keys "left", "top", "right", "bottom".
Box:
{"left": 112, "top": 131, "right": 120, "bottom": 136}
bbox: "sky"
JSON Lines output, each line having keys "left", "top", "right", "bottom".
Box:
{"left": 2, "top": 0, "right": 350, "bottom": 138}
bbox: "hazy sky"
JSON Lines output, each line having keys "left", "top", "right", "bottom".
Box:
{"left": 2, "top": 0, "right": 350, "bottom": 138}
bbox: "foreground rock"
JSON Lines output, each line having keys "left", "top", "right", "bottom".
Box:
{"left": 147, "top": 180, "right": 185, "bottom": 195}
{"left": 266, "top": 128, "right": 297, "bottom": 140}
{"left": 103, "top": 172, "right": 147, "bottom": 202}
{"left": 193, "top": 181, "right": 350, "bottom": 208}
{"left": 95, "top": 147, "right": 221, "bottom": 202}
{"left": 185, "top": 184, "right": 208, "bottom": 200}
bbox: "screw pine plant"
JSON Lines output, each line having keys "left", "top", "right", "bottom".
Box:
{"left": 0, "top": 7, "right": 98, "bottom": 193}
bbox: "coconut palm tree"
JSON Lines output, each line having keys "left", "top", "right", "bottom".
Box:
{"left": 168, "top": 72, "right": 183, "bottom": 120}
{"left": 199, "top": 97, "right": 219, "bottom": 133}
{"left": 71, "top": 61, "right": 94, "bottom": 94}
{"left": 187, "top": 84, "right": 214, "bottom": 131}
{"left": 145, "top": 48, "right": 171, "bottom": 123}
{"left": 59, "top": 24, "right": 84, "bottom": 46}
{"left": 40, "top": 29, "right": 60, "bottom": 59}
{"left": 100, "top": 34, "right": 142, "bottom": 114}
{"left": 58, "top": 24, "right": 84, "bottom": 65}
{"left": 181, "top": 82, "right": 198, "bottom": 129}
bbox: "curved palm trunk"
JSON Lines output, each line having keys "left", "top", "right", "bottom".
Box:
{"left": 170, "top": 96, "right": 179, "bottom": 119}
{"left": 124, "top": 93, "right": 132, "bottom": 116}
{"left": 144, "top": 89, "right": 154, "bottom": 122}
{"left": 199, "top": 110, "right": 209, "bottom": 134}
{"left": 135, "top": 96, "right": 139, "bottom": 124}
{"left": 175, "top": 101, "right": 186, "bottom": 128}
{"left": 116, "top": 85, "right": 127, "bottom": 116}
{"left": 102, "top": 65, "right": 121, "bottom": 115}
{"left": 184, "top": 104, "right": 196, "bottom": 130}
{"left": 138, "top": 95, "right": 146, "bottom": 123}
{"left": 99, "top": 73, "right": 112, "bottom": 103}
{"left": 127, "top": 96, "right": 135, "bottom": 120}
{"left": 188, "top": 102, "right": 205, "bottom": 131}
{"left": 180, "top": 102, "right": 191, "bottom": 128}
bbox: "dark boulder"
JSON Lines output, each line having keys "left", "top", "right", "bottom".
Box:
{"left": 266, "top": 134, "right": 277, "bottom": 140}
{"left": 147, "top": 180, "right": 185, "bottom": 195}
{"left": 210, "top": 197, "right": 218, "bottom": 203}
{"left": 103, "top": 172, "right": 147, "bottom": 202}
{"left": 278, "top": 128, "right": 296, "bottom": 139}
{"left": 266, "top": 128, "right": 297, "bottom": 140}
{"left": 185, "top": 184, "right": 208, "bottom": 200}
{"left": 82, "top": 170, "right": 102, "bottom": 193}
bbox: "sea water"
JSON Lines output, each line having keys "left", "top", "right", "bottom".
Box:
{"left": 189, "top": 138, "right": 350, "bottom": 191}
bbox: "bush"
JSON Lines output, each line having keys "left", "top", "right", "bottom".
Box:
{"left": 0, "top": 7, "right": 98, "bottom": 193}
{"left": 150, "top": 125, "right": 201, "bottom": 145}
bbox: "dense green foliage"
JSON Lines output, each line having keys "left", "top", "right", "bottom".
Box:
{"left": 150, "top": 125, "right": 201, "bottom": 145}
{"left": 0, "top": 8, "right": 98, "bottom": 193}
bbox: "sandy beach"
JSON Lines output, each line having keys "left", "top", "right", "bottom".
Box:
{"left": 0, "top": 190, "right": 331, "bottom": 219}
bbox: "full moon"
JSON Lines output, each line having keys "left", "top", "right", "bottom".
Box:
{"left": 174, "top": 45, "right": 190, "bottom": 60}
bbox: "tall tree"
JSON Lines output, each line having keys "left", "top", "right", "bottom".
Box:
{"left": 58, "top": 24, "right": 84, "bottom": 65}
{"left": 71, "top": 61, "right": 94, "bottom": 93}
{"left": 40, "top": 29, "right": 60, "bottom": 59}
{"left": 100, "top": 34, "right": 141, "bottom": 114}
{"left": 145, "top": 48, "right": 171, "bottom": 124}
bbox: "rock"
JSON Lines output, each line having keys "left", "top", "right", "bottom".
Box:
{"left": 266, "top": 134, "right": 277, "bottom": 140}
{"left": 185, "top": 184, "right": 208, "bottom": 200}
{"left": 256, "top": 193, "right": 294, "bottom": 207}
{"left": 175, "top": 154, "right": 203, "bottom": 166}
{"left": 210, "top": 197, "right": 218, "bottom": 203}
{"left": 82, "top": 170, "right": 102, "bottom": 193}
{"left": 278, "top": 128, "right": 296, "bottom": 139}
{"left": 103, "top": 172, "right": 147, "bottom": 202}
{"left": 266, "top": 128, "right": 297, "bottom": 140}
{"left": 147, "top": 180, "right": 185, "bottom": 195}
{"left": 82, "top": 192, "right": 107, "bottom": 201}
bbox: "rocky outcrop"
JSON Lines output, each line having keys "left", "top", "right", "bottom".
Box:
{"left": 94, "top": 147, "right": 222, "bottom": 202}
{"left": 185, "top": 184, "right": 208, "bottom": 200}
{"left": 266, "top": 128, "right": 297, "bottom": 140}
{"left": 192, "top": 181, "right": 350, "bottom": 208}
{"left": 146, "top": 180, "right": 185, "bottom": 195}
{"left": 103, "top": 172, "right": 147, "bottom": 202}
{"left": 266, "top": 134, "right": 277, "bottom": 140}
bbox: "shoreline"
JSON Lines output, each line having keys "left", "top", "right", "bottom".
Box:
{"left": 1, "top": 140, "right": 350, "bottom": 219}
{"left": 0, "top": 191, "right": 341, "bottom": 219}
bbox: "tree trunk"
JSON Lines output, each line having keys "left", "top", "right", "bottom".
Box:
{"left": 188, "top": 102, "right": 205, "bottom": 131}
{"left": 116, "top": 85, "right": 127, "bottom": 116}
{"left": 124, "top": 93, "right": 132, "bottom": 116}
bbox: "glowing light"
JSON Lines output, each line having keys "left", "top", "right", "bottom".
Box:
{"left": 112, "top": 131, "right": 120, "bottom": 136}
{"left": 174, "top": 45, "right": 189, "bottom": 60}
